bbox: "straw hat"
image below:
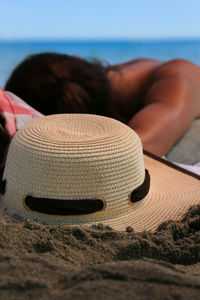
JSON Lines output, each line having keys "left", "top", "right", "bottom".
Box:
{"left": 0, "top": 114, "right": 200, "bottom": 232}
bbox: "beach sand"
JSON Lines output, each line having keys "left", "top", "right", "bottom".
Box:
{"left": 0, "top": 204, "right": 200, "bottom": 299}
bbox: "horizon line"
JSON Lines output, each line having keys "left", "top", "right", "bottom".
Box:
{"left": 1, "top": 36, "right": 200, "bottom": 43}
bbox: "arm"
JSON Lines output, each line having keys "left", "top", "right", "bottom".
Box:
{"left": 128, "top": 59, "right": 200, "bottom": 156}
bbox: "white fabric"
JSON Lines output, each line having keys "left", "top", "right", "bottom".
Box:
{"left": 174, "top": 162, "right": 200, "bottom": 176}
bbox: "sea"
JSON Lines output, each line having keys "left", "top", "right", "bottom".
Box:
{"left": 1, "top": 39, "right": 200, "bottom": 88}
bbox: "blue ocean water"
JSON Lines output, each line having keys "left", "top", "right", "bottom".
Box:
{"left": 1, "top": 39, "right": 200, "bottom": 88}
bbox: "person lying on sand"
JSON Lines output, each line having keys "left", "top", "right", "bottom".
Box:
{"left": 3, "top": 53, "right": 200, "bottom": 158}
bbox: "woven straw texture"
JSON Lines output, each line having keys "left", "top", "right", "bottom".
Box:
{"left": 1, "top": 114, "right": 200, "bottom": 232}
{"left": 103, "top": 154, "right": 200, "bottom": 231}
{"left": 2, "top": 114, "right": 144, "bottom": 225}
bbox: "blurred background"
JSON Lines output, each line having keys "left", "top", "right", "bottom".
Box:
{"left": 0, "top": 0, "right": 200, "bottom": 87}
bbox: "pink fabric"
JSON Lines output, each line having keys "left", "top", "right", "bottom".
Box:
{"left": 0, "top": 87, "right": 43, "bottom": 138}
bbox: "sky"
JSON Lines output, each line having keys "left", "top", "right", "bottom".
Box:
{"left": 0, "top": 0, "right": 200, "bottom": 40}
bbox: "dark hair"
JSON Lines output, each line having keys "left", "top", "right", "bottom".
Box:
{"left": 5, "top": 53, "right": 110, "bottom": 115}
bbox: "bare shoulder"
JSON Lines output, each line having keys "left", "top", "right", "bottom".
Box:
{"left": 154, "top": 58, "right": 200, "bottom": 79}
{"left": 112, "top": 58, "right": 161, "bottom": 70}
{"left": 146, "top": 59, "right": 200, "bottom": 118}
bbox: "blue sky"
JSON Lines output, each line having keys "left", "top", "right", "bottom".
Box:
{"left": 1, "top": 0, "right": 200, "bottom": 40}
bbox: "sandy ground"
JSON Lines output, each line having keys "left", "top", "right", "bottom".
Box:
{"left": 0, "top": 205, "right": 200, "bottom": 299}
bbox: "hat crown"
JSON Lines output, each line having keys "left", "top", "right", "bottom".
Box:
{"left": 2, "top": 114, "right": 146, "bottom": 225}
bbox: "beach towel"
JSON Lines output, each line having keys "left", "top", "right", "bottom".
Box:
{"left": 0, "top": 87, "right": 43, "bottom": 138}
{"left": 166, "top": 118, "right": 200, "bottom": 165}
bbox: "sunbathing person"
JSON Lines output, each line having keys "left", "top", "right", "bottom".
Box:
{"left": 3, "top": 53, "right": 200, "bottom": 158}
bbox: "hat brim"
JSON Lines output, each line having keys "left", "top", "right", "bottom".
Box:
{"left": 98, "top": 151, "right": 200, "bottom": 232}
{"left": 2, "top": 148, "right": 200, "bottom": 233}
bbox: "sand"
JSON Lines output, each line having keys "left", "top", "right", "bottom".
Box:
{"left": 0, "top": 205, "right": 200, "bottom": 299}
